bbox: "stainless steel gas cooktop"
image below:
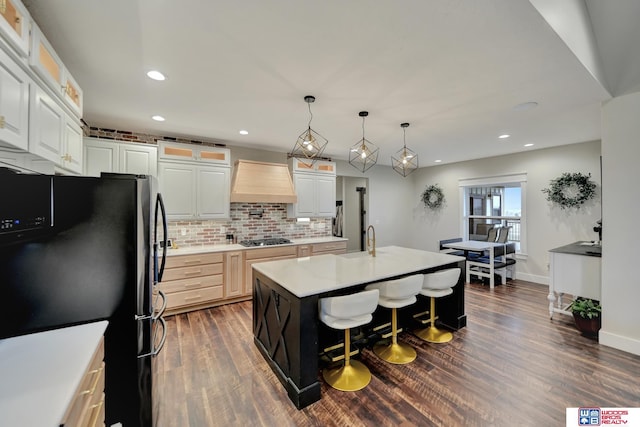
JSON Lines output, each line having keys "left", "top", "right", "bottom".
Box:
{"left": 239, "top": 238, "right": 292, "bottom": 247}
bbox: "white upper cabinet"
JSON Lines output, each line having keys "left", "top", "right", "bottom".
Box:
{"left": 29, "top": 22, "right": 64, "bottom": 94}
{"left": 287, "top": 159, "right": 336, "bottom": 218}
{"left": 83, "top": 137, "right": 158, "bottom": 177}
{"left": 29, "top": 85, "right": 64, "bottom": 161}
{"left": 61, "top": 66, "right": 82, "bottom": 118}
{"left": 29, "top": 85, "right": 83, "bottom": 173}
{"left": 28, "top": 21, "right": 83, "bottom": 119}
{"left": 159, "top": 162, "right": 230, "bottom": 220}
{"left": 63, "top": 118, "right": 82, "bottom": 173}
{"left": 119, "top": 142, "right": 157, "bottom": 176}
{"left": 0, "top": 0, "right": 31, "bottom": 57}
{"left": 0, "top": 46, "right": 30, "bottom": 150}
{"left": 158, "top": 141, "right": 230, "bottom": 220}
{"left": 197, "top": 166, "right": 230, "bottom": 218}
{"left": 83, "top": 138, "right": 117, "bottom": 177}
{"left": 158, "top": 140, "right": 230, "bottom": 165}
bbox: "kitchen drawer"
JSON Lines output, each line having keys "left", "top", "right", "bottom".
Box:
{"left": 158, "top": 274, "right": 223, "bottom": 294}
{"left": 245, "top": 246, "right": 297, "bottom": 260}
{"left": 165, "top": 285, "right": 224, "bottom": 309}
{"left": 161, "top": 263, "right": 223, "bottom": 282}
{"left": 60, "top": 338, "right": 105, "bottom": 427}
{"left": 312, "top": 241, "right": 347, "bottom": 255}
{"left": 165, "top": 252, "right": 223, "bottom": 268}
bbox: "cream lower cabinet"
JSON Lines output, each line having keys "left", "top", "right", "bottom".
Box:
{"left": 297, "top": 245, "right": 312, "bottom": 257}
{"left": 159, "top": 253, "right": 225, "bottom": 315}
{"left": 160, "top": 241, "right": 344, "bottom": 315}
{"left": 224, "top": 250, "right": 245, "bottom": 299}
{"left": 60, "top": 336, "right": 105, "bottom": 427}
{"left": 244, "top": 246, "right": 298, "bottom": 295}
{"left": 312, "top": 240, "right": 347, "bottom": 255}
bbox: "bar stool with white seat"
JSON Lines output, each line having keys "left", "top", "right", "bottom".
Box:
{"left": 365, "top": 275, "right": 423, "bottom": 364}
{"left": 319, "top": 288, "right": 380, "bottom": 391}
{"left": 415, "top": 268, "right": 461, "bottom": 343}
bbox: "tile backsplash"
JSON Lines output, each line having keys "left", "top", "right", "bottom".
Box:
{"left": 166, "top": 203, "right": 332, "bottom": 247}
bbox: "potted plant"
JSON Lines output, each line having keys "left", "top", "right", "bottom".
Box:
{"left": 567, "top": 297, "right": 601, "bottom": 337}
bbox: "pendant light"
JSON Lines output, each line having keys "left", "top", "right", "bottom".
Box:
{"left": 391, "top": 122, "right": 419, "bottom": 177}
{"left": 349, "top": 111, "right": 379, "bottom": 173}
{"left": 289, "top": 95, "right": 328, "bottom": 167}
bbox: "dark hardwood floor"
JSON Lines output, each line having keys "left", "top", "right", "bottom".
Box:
{"left": 156, "top": 280, "right": 640, "bottom": 426}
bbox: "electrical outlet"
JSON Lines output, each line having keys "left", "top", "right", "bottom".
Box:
{"left": 181, "top": 228, "right": 187, "bottom": 236}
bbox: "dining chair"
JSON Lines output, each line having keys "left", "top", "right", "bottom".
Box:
{"left": 496, "top": 226, "right": 511, "bottom": 243}
{"left": 486, "top": 227, "right": 499, "bottom": 242}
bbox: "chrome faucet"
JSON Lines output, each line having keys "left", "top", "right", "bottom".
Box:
{"left": 367, "top": 225, "right": 376, "bottom": 257}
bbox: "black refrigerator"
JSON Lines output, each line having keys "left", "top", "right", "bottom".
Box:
{"left": 0, "top": 169, "right": 167, "bottom": 427}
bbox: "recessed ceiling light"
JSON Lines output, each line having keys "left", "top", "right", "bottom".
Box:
{"left": 513, "top": 101, "right": 538, "bottom": 111}
{"left": 239, "top": 130, "right": 249, "bottom": 135}
{"left": 434, "top": 159, "right": 442, "bottom": 163}
{"left": 152, "top": 115, "right": 165, "bottom": 122}
{"left": 146, "top": 70, "right": 166, "bottom": 81}
{"left": 524, "top": 143, "right": 534, "bottom": 147}
{"left": 499, "top": 134, "right": 510, "bottom": 139}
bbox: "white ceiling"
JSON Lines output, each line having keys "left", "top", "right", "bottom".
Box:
{"left": 21, "top": 1, "right": 640, "bottom": 168}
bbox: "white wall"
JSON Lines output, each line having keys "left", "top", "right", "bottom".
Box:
{"left": 600, "top": 91, "right": 640, "bottom": 355}
{"left": 409, "top": 141, "right": 602, "bottom": 283}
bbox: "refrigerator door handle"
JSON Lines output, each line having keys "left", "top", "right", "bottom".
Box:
{"left": 154, "top": 193, "right": 168, "bottom": 283}
{"left": 153, "top": 289, "right": 167, "bottom": 320}
{"left": 138, "top": 316, "right": 167, "bottom": 359}
{"left": 135, "top": 290, "right": 167, "bottom": 321}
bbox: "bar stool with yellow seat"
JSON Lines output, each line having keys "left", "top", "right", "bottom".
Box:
{"left": 319, "top": 288, "right": 380, "bottom": 391}
{"left": 415, "top": 268, "right": 461, "bottom": 343}
{"left": 365, "top": 275, "right": 423, "bottom": 364}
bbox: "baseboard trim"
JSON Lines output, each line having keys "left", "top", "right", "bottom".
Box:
{"left": 515, "top": 272, "right": 548, "bottom": 285}
{"left": 599, "top": 329, "right": 640, "bottom": 356}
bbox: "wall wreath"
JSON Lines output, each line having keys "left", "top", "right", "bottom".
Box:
{"left": 421, "top": 184, "right": 445, "bottom": 210}
{"left": 542, "top": 172, "right": 596, "bottom": 209}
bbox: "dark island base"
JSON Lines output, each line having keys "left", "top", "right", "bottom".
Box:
{"left": 253, "top": 260, "right": 466, "bottom": 409}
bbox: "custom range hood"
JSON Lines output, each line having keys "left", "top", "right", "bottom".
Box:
{"left": 230, "top": 159, "right": 298, "bottom": 203}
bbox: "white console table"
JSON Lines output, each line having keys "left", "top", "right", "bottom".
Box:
{"left": 548, "top": 242, "right": 601, "bottom": 319}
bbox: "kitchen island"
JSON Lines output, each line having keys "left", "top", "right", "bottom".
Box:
{"left": 251, "top": 246, "right": 465, "bottom": 409}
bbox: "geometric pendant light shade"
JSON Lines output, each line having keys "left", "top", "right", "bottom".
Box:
{"left": 348, "top": 111, "right": 379, "bottom": 173}
{"left": 391, "top": 122, "right": 419, "bottom": 177}
{"left": 289, "top": 95, "right": 328, "bottom": 167}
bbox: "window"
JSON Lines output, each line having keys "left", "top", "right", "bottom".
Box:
{"left": 459, "top": 173, "right": 527, "bottom": 255}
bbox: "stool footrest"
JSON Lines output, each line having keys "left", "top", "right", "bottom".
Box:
{"left": 381, "top": 328, "right": 402, "bottom": 339}
{"left": 372, "top": 322, "right": 391, "bottom": 332}
{"left": 330, "top": 348, "right": 359, "bottom": 363}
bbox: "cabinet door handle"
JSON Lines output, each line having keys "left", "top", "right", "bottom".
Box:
{"left": 184, "top": 281, "right": 202, "bottom": 289}
{"left": 80, "top": 364, "right": 104, "bottom": 396}
{"left": 0, "top": 115, "right": 5, "bottom": 129}
{"left": 182, "top": 259, "right": 201, "bottom": 265}
{"left": 183, "top": 269, "right": 202, "bottom": 276}
{"left": 88, "top": 400, "right": 104, "bottom": 427}
{"left": 184, "top": 295, "right": 202, "bottom": 302}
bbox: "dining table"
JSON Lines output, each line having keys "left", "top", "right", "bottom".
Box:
{"left": 442, "top": 240, "right": 508, "bottom": 288}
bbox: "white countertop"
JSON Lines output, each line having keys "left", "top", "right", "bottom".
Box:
{"left": 166, "top": 236, "right": 348, "bottom": 256}
{"left": 0, "top": 321, "right": 108, "bottom": 427}
{"left": 252, "top": 245, "right": 465, "bottom": 297}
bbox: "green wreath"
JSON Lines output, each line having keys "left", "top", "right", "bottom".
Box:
{"left": 542, "top": 172, "right": 596, "bottom": 209}
{"left": 421, "top": 184, "right": 445, "bottom": 209}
